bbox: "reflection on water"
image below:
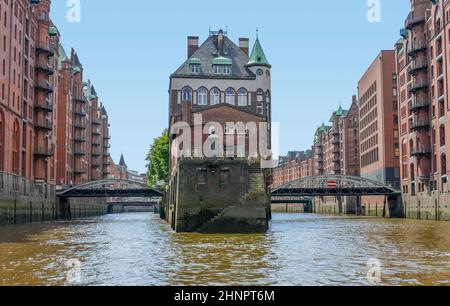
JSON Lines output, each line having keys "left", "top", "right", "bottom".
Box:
{"left": 1, "top": 213, "right": 450, "bottom": 286}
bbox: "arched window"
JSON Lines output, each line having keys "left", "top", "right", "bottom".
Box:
{"left": 210, "top": 88, "right": 220, "bottom": 105}
{"left": 226, "top": 88, "right": 235, "bottom": 105}
{"left": 0, "top": 110, "right": 4, "bottom": 171}
{"left": 257, "top": 88, "right": 264, "bottom": 102}
{"left": 12, "top": 120, "right": 20, "bottom": 174}
{"left": 182, "top": 87, "right": 192, "bottom": 102}
{"left": 442, "top": 154, "right": 447, "bottom": 175}
{"left": 198, "top": 87, "right": 208, "bottom": 105}
{"left": 266, "top": 90, "right": 271, "bottom": 103}
{"left": 237, "top": 88, "right": 248, "bottom": 106}
{"left": 440, "top": 125, "right": 446, "bottom": 147}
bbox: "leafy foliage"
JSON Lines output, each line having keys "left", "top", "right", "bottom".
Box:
{"left": 146, "top": 129, "right": 169, "bottom": 188}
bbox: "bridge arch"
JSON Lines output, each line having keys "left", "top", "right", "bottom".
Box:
{"left": 57, "top": 179, "right": 164, "bottom": 198}
{"left": 270, "top": 175, "right": 400, "bottom": 197}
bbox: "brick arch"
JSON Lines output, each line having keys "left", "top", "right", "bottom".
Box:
{"left": 12, "top": 119, "right": 20, "bottom": 174}
{"left": 0, "top": 109, "right": 4, "bottom": 171}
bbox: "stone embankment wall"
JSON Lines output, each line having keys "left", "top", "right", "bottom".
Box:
{"left": 0, "top": 173, "right": 57, "bottom": 226}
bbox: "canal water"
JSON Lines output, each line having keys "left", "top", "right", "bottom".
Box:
{"left": 1, "top": 213, "right": 450, "bottom": 286}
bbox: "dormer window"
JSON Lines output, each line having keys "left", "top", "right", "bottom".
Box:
{"left": 213, "top": 65, "right": 232, "bottom": 75}
{"left": 212, "top": 57, "right": 232, "bottom": 75}
{"left": 190, "top": 64, "right": 200, "bottom": 74}
{"left": 189, "top": 58, "right": 201, "bottom": 74}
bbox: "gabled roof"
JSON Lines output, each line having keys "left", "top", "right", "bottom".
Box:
{"left": 172, "top": 35, "right": 255, "bottom": 79}
{"left": 247, "top": 38, "right": 270, "bottom": 67}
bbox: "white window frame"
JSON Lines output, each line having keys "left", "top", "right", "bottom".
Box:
{"left": 198, "top": 88, "right": 208, "bottom": 105}
{"left": 182, "top": 87, "right": 192, "bottom": 102}
{"left": 238, "top": 88, "right": 248, "bottom": 106}
{"left": 190, "top": 64, "right": 200, "bottom": 74}
{"left": 226, "top": 88, "right": 235, "bottom": 105}
{"left": 211, "top": 88, "right": 220, "bottom": 105}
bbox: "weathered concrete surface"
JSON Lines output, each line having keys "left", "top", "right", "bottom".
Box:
{"left": 402, "top": 192, "right": 450, "bottom": 221}
{"left": 271, "top": 204, "right": 305, "bottom": 213}
{"left": 164, "top": 159, "right": 271, "bottom": 233}
{"left": 0, "top": 173, "right": 57, "bottom": 226}
{"left": 66, "top": 198, "right": 107, "bottom": 220}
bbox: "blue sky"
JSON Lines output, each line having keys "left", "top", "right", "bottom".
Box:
{"left": 50, "top": 0, "right": 410, "bottom": 173}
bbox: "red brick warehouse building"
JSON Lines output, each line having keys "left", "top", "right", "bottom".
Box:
{"left": 1, "top": 0, "right": 112, "bottom": 227}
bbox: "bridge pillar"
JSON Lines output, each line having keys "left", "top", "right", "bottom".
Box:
{"left": 386, "top": 195, "right": 404, "bottom": 218}
{"left": 57, "top": 198, "right": 71, "bottom": 221}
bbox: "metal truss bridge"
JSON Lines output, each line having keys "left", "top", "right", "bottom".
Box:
{"left": 57, "top": 179, "right": 164, "bottom": 199}
{"left": 270, "top": 175, "right": 401, "bottom": 198}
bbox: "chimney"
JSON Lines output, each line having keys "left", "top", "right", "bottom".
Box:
{"left": 239, "top": 38, "right": 249, "bottom": 55}
{"left": 187, "top": 36, "right": 199, "bottom": 58}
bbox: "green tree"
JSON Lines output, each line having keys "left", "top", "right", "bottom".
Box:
{"left": 146, "top": 129, "right": 169, "bottom": 188}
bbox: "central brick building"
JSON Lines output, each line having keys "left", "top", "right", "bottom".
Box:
{"left": 164, "top": 30, "right": 272, "bottom": 233}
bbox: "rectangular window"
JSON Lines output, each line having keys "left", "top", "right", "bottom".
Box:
{"left": 190, "top": 64, "right": 200, "bottom": 74}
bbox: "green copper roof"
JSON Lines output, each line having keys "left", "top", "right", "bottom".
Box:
{"left": 72, "top": 66, "right": 81, "bottom": 74}
{"left": 49, "top": 26, "right": 58, "bottom": 36}
{"left": 247, "top": 38, "right": 270, "bottom": 67}
{"left": 212, "top": 56, "right": 232, "bottom": 65}
{"left": 82, "top": 81, "right": 88, "bottom": 87}
{"left": 89, "top": 94, "right": 97, "bottom": 100}
{"left": 335, "top": 106, "right": 345, "bottom": 117}
{"left": 189, "top": 58, "right": 201, "bottom": 65}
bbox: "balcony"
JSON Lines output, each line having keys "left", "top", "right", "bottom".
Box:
{"left": 91, "top": 160, "right": 101, "bottom": 167}
{"left": 74, "top": 95, "right": 87, "bottom": 104}
{"left": 34, "top": 119, "right": 53, "bottom": 131}
{"left": 73, "top": 109, "right": 86, "bottom": 117}
{"left": 103, "top": 151, "right": 111, "bottom": 157}
{"left": 92, "top": 139, "right": 101, "bottom": 146}
{"left": 36, "top": 43, "right": 55, "bottom": 56}
{"left": 331, "top": 137, "right": 341, "bottom": 145}
{"left": 410, "top": 119, "right": 430, "bottom": 131}
{"left": 332, "top": 146, "right": 340, "bottom": 154}
{"left": 409, "top": 99, "right": 430, "bottom": 112}
{"left": 34, "top": 147, "right": 52, "bottom": 157}
{"left": 92, "top": 150, "right": 101, "bottom": 157}
{"left": 405, "top": 11, "right": 426, "bottom": 30}
{"left": 35, "top": 62, "right": 54, "bottom": 75}
{"left": 74, "top": 134, "right": 86, "bottom": 143}
{"left": 74, "top": 147, "right": 86, "bottom": 156}
{"left": 35, "top": 81, "right": 54, "bottom": 93}
{"left": 104, "top": 135, "right": 111, "bottom": 140}
{"left": 92, "top": 118, "right": 101, "bottom": 126}
{"left": 409, "top": 80, "right": 429, "bottom": 93}
{"left": 408, "top": 41, "right": 427, "bottom": 56}
{"left": 410, "top": 146, "right": 431, "bottom": 157}
{"left": 408, "top": 60, "right": 428, "bottom": 75}
{"left": 74, "top": 167, "right": 86, "bottom": 175}
{"left": 34, "top": 100, "right": 53, "bottom": 112}
{"left": 92, "top": 129, "right": 101, "bottom": 136}
{"left": 74, "top": 121, "right": 87, "bottom": 130}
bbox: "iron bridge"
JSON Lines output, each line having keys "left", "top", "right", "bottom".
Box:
{"left": 57, "top": 179, "right": 164, "bottom": 199}
{"left": 270, "top": 175, "right": 401, "bottom": 197}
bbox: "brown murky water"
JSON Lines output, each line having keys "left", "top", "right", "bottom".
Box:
{"left": 0, "top": 213, "right": 450, "bottom": 286}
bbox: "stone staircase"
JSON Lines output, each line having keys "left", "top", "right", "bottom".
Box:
{"left": 248, "top": 163, "right": 264, "bottom": 192}
{"left": 197, "top": 205, "right": 237, "bottom": 233}
{"left": 196, "top": 163, "right": 267, "bottom": 233}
